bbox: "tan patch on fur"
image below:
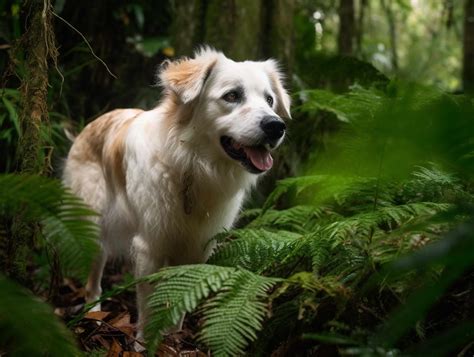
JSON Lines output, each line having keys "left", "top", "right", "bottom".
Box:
{"left": 160, "top": 55, "right": 218, "bottom": 103}
{"left": 164, "top": 60, "right": 203, "bottom": 88}
{"left": 103, "top": 117, "right": 136, "bottom": 190}
{"left": 268, "top": 70, "right": 291, "bottom": 119}
{"left": 71, "top": 109, "right": 143, "bottom": 191}
{"left": 161, "top": 92, "right": 195, "bottom": 127}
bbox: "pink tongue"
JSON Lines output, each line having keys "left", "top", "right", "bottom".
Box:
{"left": 243, "top": 147, "right": 273, "bottom": 171}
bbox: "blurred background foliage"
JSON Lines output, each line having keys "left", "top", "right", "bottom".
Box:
{"left": 1, "top": 0, "right": 474, "bottom": 355}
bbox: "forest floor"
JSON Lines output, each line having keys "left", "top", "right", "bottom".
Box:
{"left": 52, "top": 263, "right": 207, "bottom": 356}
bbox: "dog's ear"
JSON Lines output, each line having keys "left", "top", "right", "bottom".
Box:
{"left": 159, "top": 53, "right": 218, "bottom": 104}
{"left": 264, "top": 60, "right": 291, "bottom": 119}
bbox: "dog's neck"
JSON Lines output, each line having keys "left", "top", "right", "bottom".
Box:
{"left": 156, "top": 94, "right": 259, "bottom": 215}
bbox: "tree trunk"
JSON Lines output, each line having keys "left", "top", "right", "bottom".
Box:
{"left": 380, "top": 0, "right": 398, "bottom": 71}
{"left": 204, "top": 0, "right": 263, "bottom": 61}
{"left": 3, "top": 0, "right": 56, "bottom": 282}
{"left": 171, "top": 1, "right": 205, "bottom": 57}
{"left": 170, "top": 0, "right": 295, "bottom": 73}
{"left": 356, "top": 0, "right": 368, "bottom": 56}
{"left": 463, "top": 0, "right": 474, "bottom": 93}
{"left": 261, "top": 0, "right": 296, "bottom": 77}
{"left": 338, "top": 0, "right": 355, "bottom": 56}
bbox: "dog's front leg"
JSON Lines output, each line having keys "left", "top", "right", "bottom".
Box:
{"left": 132, "top": 235, "right": 185, "bottom": 351}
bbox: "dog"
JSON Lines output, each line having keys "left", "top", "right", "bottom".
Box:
{"left": 62, "top": 48, "right": 291, "bottom": 342}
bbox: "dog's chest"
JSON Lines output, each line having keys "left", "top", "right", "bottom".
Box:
{"left": 129, "top": 167, "right": 244, "bottom": 241}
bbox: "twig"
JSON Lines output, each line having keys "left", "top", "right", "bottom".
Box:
{"left": 52, "top": 11, "right": 117, "bottom": 79}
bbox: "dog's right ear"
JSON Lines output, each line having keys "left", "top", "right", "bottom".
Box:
{"left": 159, "top": 52, "right": 219, "bottom": 104}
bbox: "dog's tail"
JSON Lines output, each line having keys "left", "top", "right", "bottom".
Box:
{"left": 61, "top": 121, "right": 77, "bottom": 142}
{"left": 64, "top": 127, "right": 76, "bottom": 142}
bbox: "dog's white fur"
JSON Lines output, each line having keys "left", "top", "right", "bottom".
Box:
{"left": 62, "top": 48, "right": 290, "bottom": 339}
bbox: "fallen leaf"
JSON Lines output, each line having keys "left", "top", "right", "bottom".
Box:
{"left": 123, "top": 352, "right": 143, "bottom": 357}
{"left": 106, "top": 339, "right": 123, "bottom": 357}
{"left": 85, "top": 310, "right": 111, "bottom": 321}
{"left": 109, "top": 311, "right": 130, "bottom": 328}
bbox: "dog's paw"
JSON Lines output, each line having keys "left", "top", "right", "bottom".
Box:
{"left": 88, "top": 302, "right": 102, "bottom": 312}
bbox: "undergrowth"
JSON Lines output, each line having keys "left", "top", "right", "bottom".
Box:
{"left": 141, "top": 82, "right": 474, "bottom": 356}
{"left": 1, "top": 81, "right": 473, "bottom": 356}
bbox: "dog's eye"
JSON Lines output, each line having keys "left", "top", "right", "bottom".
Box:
{"left": 266, "top": 95, "right": 274, "bottom": 107}
{"left": 222, "top": 91, "right": 241, "bottom": 103}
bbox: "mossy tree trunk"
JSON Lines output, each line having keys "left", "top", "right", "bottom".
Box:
{"left": 2, "top": 0, "right": 57, "bottom": 282}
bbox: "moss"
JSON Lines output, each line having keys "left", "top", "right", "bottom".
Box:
{"left": 4, "top": 0, "right": 57, "bottom": 282}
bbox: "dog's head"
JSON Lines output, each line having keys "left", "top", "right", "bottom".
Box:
{"left": 159, "top": 48, "right": 291, "bottom": 174}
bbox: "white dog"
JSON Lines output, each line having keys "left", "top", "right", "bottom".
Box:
{"left": 62, "top": 48, "right": 290, "bottom": 340}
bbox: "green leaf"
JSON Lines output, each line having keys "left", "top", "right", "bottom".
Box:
{"left": 143, "top": 265, "right": 279, "bottom": 356}
{"left": 0, "top": 174, "right": 99, "bottom": 281}
{"left": 1, "top": 96, "right": 21, "bottom": 136}
{"left": 0, "top": 275, "right": 81, "bottom": 356}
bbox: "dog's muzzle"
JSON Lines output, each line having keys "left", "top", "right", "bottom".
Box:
{"left": 260, "top": 116, "right": 286, "bottom": 147}
{"left": 220, "top": 116, "right": 286, "bottom": 174}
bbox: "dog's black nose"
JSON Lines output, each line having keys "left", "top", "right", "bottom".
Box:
{"left": 260, "top": 116, "right": 286, "bottom": 141}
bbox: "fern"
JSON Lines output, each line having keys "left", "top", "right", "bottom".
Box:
{"left": 208, "top": 228, "right": 303, "bottom": 273}
{"left": 0, "top": 275, "right": 80, "bottom": 356}
{"left": 248, "top": 205, "right": 337, "bottom": 233}
{"left": 0, "top": 174, "right": 99, "bottom": 280}
{"left": 401, "top": 164, "right": 468, "bottom": 203}
{"left": 297, "top": 85, "right": 386, "bottom": 123}
{"left": 144, "top": 265, "right": 279, "bottom": 355}
{"left": 126, "top": 79, "right": 473, "bottom": 357}
{"left": 198, "top": 269, "right": 279, "bottom": 356}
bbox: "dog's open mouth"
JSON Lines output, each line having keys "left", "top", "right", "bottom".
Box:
{"left": 220, "top": 136, "right": 273, "bottom": 173}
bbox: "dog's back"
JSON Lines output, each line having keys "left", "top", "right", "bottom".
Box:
{"left": 63, "top": 108, "right": 143, "bottom": 215}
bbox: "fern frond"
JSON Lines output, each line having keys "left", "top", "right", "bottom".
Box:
{"left": 0, "top": 174, "right": 99, "bottom": 281}
{"left": 306, "top": 202, "right": 451, "bottom": 275}
{"left": 248, "top": 205, "right": 337, "bottom": 233}
{"left": 333, "top": 178, "right": 396, "bottom": 211}
{"left": 144, "top": 264, "right": 232, "bottom": 351}
{"left": 401, "top": 164, "right": 467, "bottom": 203}
{"left": 0, "top": 275, "right": 80, "bottom": 356}
{"left": 144, "top": 265, "right": 279, "bottom": 356}
{"left": 208, "top": 229, "right": 302, "bottom": 273}
{"left": 323, "top": 202, "right": 451, "bottom": 242}
{"left": 197, "top": 269, "right": 279, "bottom": 356}
{"left": 297, "top": 86, "right": 385, "bottom": 123}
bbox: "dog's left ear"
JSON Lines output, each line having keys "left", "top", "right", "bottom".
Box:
{"left": 264, "top": 60, "right": 291, "bottom": 119}
{"left": 159, "top": 54, "right": 218, "bottom": 104}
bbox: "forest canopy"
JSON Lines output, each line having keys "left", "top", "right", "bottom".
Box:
{"left": 1, "top": 0, "right": 474, "bottom": 356}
